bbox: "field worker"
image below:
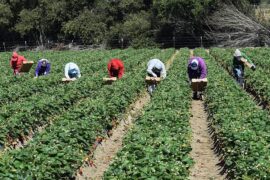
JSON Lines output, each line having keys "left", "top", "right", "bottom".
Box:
{"left": 187, "top": 57, "right": 207, "bottom": 99}
{"left": 10, "top": 52, "right": 27, "bottom": 75}
{"left": 187, "top": 57, "right": 207, "bottom": 82}
{"left": 35, "top": 59, "right": 51, "bottom": 77}
{"left": 147, "top": 58, "right": 166, "bottom": 94}
{"left": 107, "top": 58, "right": 124, "bottom": 79}
{"left": 64, "top": 62, "right": 81, "bottom": 79}
{"left": 233, "top": 49, "right": 255, "bottom": 88}
{"left": 147, "top": 58, "right": 166, "bottom": 78}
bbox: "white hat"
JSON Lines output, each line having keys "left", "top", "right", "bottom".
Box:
{"left": 190, "top": 59, "right": 199, "bottom": 70}
{"left": 234, "top": 49, "right": 242, "bottom": 57}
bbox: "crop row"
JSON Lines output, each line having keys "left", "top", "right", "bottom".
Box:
{"left": 210, "top": 48, "right": 270, "bottom": 109}
{"left": 241, "top": 47, "right": 270, "bottom": 73}
{"left": 0, "top": 49, "right": 131, "bottom": 106}
{"left": 104, "top": 48, "right": 193, "bottom": 179}
{"left": 0, "top": 49, "right": 159, "bottom": 150}
{"left": 195, "top": 48, "right": 270, "bottom": 179}
{"left": 0, "top": 49, "right": 175, "bottom": 179}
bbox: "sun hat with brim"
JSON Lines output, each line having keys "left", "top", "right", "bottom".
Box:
{"left": 234, "top": 49, "right": 242, "bottom": 57}
{"left": 190, "top": 59, "right": 199, "bottom": 70}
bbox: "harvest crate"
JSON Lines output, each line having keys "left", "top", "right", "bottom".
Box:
{"left": 62, "top": 78, "right": 76, "bottom": 82}
{"left": 103, "top": 77, "right": 117, "bottom": 85}
{"left": 145, "top": 76, "right": 161, "bottom": 85}
{"left": 19, "top": 61, "right": 34, "bottom": 73}
{"left": 191, "top": 78, "right": 207, "bottom": 91}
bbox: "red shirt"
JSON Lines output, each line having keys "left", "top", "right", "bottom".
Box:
{"left": 107, "top": 59, "right": 124, "bottom": 79}
{"left": 10, "top": 52, "right": 27, "bottom": 72}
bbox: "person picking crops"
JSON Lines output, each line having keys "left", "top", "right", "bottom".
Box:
{"left": 146, "top": 58, "right": 166, "bottom": 95}
{"left": 107, "top": 58, "right": 124, "bottom": 79}
{"left": 35, "top": 59, "right": 51, "bottom": 77}
{"left": 187, "top": 57, "right": 207, "bottom": 99}
{"left": 64, "top": 62, "right": 81, "bottom": 80}
{"left": 10, "top": 52, "right": 27, "bottom": 75}
{"left": 233, "top": 49, "right": 256, "bottom": 88}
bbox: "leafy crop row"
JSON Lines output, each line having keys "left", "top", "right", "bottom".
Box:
{"left": 0, "top": 49, "right": 159, "bottom": 150}
{"left": 0, "top": 49, "right": 127, "bottom": 106}
{"left": 0, "top": 49, "right": 175, "bottom": 179}
{"left": 195, "top": 48, "right": 270, "bottom": 179}
{"left": 210, "top": 48, "right": 270, "bottom": 109}
{"left": 104, "top": 48, "right": 193, "bottom": 179}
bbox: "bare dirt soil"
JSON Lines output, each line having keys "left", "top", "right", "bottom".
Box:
{"left": 189, "top": 98, "right": 225, "bottom": 180}
{"left": 76, "top": 51, "right": 179, "bottom": 180}
{"left": 76, "top": 91, "right": 150, "bottom": 180}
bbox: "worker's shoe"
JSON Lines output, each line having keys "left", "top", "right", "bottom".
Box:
{"left": 192, "top": 92, "right": 199, "bottom": 100}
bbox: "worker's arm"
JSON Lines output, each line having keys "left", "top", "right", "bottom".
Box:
{"left": 77, "top": 67, "right": 81, "bottom": 78}
{"left": 118, "top": 65, "right": 124, "bottom": 79}
{"left": 45, "top": 63, "right": 51, "bottom": 75}
{"left": 200, "top": 61, "right": 207, "bottom": 79}
{"left": 107, "top": 62, "right": 113, "bottom": 78}
{"left": 147, "top": 63, "right": 157, "bottom": 77}
{"left": 187, "top": 66, "right": 193, "bottom": 82}
{"left": 35, "top": 61, "right": 41, "bottom": 77}
{"left": 23, "top": 56, "right": 27, "bottom": 62}
{"left": 160, "top": 63, "right": 166, "bottom": 79}
{"left": 10, "top": 59, "right": 14, "bottom": 68}
{"left": 64, "top": 64, "right": 69, "bottom": 78}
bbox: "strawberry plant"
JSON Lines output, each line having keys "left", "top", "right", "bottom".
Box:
{"left": 104, "top": 48, "right": 193, "bottom": 179}
{"left": 210, "top": 48, "right": 270, "bottom": 109}
{"left": 0, "top": 49, "right": 175, "bottom": 179}
{"left": 195, "top": 48, "right": 270, "bottom": 179}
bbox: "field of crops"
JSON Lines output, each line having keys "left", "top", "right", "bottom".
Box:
{"left": 0, "top": 47, "right": 269, "bottom": 179}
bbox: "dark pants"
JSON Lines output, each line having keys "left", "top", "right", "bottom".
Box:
{"left": 148, "top": 72, "right": 161, "bottom": 77}
{"left": 233, "top": 68, "right": 244, "bottom": 87}
{"left": 147, "top": 72, "right": 161, "bottom": 95}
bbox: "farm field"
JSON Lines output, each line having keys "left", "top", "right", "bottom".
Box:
{"left": 0, "top": 48, "right": 269, "bottom": 179}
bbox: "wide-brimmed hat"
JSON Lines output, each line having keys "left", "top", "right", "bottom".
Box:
{"left": 190, "top": 59, "right": 199, "bottom": 70}
{"left": 234, "top": 49, "right": 242, "bottom": 57}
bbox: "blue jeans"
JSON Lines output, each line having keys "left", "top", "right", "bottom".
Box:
{"left": 233, "top": 68, "right": 244, "bottom": 87}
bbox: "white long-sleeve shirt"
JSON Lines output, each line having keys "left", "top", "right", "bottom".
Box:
{"left": 147, "top": 59, "right": 166, "bottom": 78}
{"left": 65, "top": 62, "right": 81, "bottom": 78}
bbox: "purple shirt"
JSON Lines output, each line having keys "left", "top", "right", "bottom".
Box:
{"left": 35, "top": 59, "right": 51, "bottom": 77}
{"left": 187, "top": 57, "right": 207, "bottom": 80}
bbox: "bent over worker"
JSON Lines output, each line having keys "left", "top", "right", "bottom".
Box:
{"left": 233, "top": 49, "right": 256, "bottom": 88}
{"left": 64, "top": 62, "right": 81, "bottom": 79}
{"left": 146, "top": 59, "right": 166, "bottom": 94}
{"left": 187, "top": 57, "right": 207, "bottom": 99}
{"left": 10, "top": 52, "right": 27, "bottom": 75}
{"left": 107, "top": 58, "right": 124, "bottom": 79}
{"left": 35, "top": 59, "right": 51, "bottom": 77}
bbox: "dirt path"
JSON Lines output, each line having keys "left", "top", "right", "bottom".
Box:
{"left": 189, "top": 48, "right": 224, "bottom": 179}
{"left": 189, "top": 100, "right": 224, "bottom": 180}
{"left": 190, "top": 49, "right": 194, "bottom": 58}
{"left": 76, "top": 51, "right": 179, "bottom": 180}
{"left": 76, "top": 91, "right": 151, "bottom": 180}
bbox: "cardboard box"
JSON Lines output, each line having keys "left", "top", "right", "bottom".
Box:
{"left": 191, "top": 78, "right": 207, "bottom": 91}
{"left": 145, "top": 76, "right": 161, "bottom": 85}
{"left": 19, "top": 61, "right": 34, "bottom": 73}
{"left": 103, "top": 77, "right": 117, "bottom": 85}
{"left": 62, "top": 78, "right": 76, "bottom": 82}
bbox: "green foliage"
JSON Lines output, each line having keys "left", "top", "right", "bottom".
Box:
{"left": 0, "top": 2, "right": 12, "bottom": 27}
{"left": 153, "top": 0, "right": 217, "bottom": 21}
{"left": 104, "top": 48, "right": 193, "bottom": 179}
{"left": 199, "top": 48, "right": 270, "bottom": 179}
{"left": 0, "top": 48, "right": 177, "bottom": 179}
{"left": 63, "top": 9, "right": 107, "bottom": 44}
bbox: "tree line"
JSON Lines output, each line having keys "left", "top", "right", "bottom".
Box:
{"left": 0, "top": 0, "right": 262, "bottom": 48}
